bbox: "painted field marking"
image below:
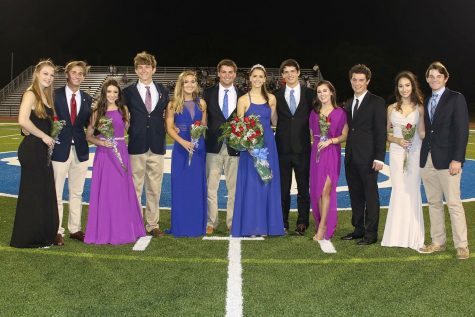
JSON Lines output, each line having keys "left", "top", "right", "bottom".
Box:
{"left": 203, "top": 236, "right": 264, "bottom": 317}
{"left": 0, "top": 134, "right": 20, "bottom": 138}
{"left": 0, "top": 244, "right": 469, "bottom": 265}
{"left": 132, "top": 236, "right": 152, "bottom": 251}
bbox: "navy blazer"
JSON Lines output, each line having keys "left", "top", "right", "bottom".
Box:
{"left": 123, "top": 81, "right": 169, "bottom": 155}
{"left": 52, "top": 87, "right": 92, "bottom": 162}
{"left": 420, "top": 88, "right": 469, "bottom": 169}
{"left": 274, "top": 85, "right": 315, "bottom": 155}
{"left": 344, "top": 91, "right": 387, "bottom": 166}
{"left": 203, "top": 84, "right": 244, "bottom": 156}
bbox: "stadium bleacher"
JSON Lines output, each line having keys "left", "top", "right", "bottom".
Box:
{"left": 0, "top": 66, "right": 321, "bottom": 117}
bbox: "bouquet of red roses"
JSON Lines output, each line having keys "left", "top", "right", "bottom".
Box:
{"left": 47, "top": 116, "right": 66, "bottom": 166}
{"left": 401, "top": 122, "right": 416, "bottom": 173}
{"left": 188, "top": 120, "right": 207, "bottom": 166}
{"left": 220, "top": 115, "right": 272, "bottom": 183}
{"left": 97, "top": 116, "right": 127, "bottom": 173}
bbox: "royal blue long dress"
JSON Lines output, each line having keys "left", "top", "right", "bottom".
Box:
{"left": 232, "top": 98, "right": 284, "bottom": 237}
{"left": 170, "top": 100, "right": 207, "bottom": 237}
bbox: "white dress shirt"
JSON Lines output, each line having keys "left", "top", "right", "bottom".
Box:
{"left": 218, "top": 83, "right": 237, "bottom": 116}
{"left": 137, "top": 81, "right": 159, "bottom": 112}
{"left": 285, "top": 84, "right": 301, "bottom": 110}
{"left": 352, "top": 90, "right": 368, "bottom": 116}
{"left": 65, "top": 85, "right": 81, "bottom": 116}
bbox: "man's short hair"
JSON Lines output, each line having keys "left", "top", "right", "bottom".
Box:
{"left": 279, "top": 59, "right": 300, "bottom": 74}
{"left": 217, "top": 59, "right": 237, "bottom": 73}
{"left": 64, "top": 61, "right": 89, "bottom": 75}
{"left": 425, "top": 61, "right": 449, "bottom": 78}
{"left": 349, "top": 64, "right": 372, "bottom": 80}
{"left": 134, "top": 51, "right": 157, "bottom": 69}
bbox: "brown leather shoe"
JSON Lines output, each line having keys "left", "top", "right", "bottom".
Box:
{"left": 294, "top": 224, "right": 307, "bottom": 236}
{"left": 148, "top": 228, "right": 165, "bottom": 237}
{"left": 69, "top": 231, "right": 85, "bottom": 242}
{"left": 53, "top": 234, "right": 64, "bottom": 246}
{"left": 206, "top": 226, "right": 214, "bottom": 235}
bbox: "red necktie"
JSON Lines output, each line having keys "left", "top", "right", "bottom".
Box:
{"left": 71, "top": 93, "right": 77, "bottom": 125}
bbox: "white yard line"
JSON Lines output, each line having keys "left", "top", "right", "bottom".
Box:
{"left": 132, "top": 236, "right": 152, "bottom": 251}
{"left": 225, "top": 238, "right": 243, "bottom": 317}
{"left": 203, "top": 236, "right": 264, "bottom": 317}
{"left": 0, "top": 134, "right": 20, "bottom": 138}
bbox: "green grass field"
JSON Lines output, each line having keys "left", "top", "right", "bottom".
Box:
{"left": 0, "top": 123, "right": 474, "bottom": 316}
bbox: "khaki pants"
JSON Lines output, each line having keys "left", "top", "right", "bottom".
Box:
{"left": 206, "top": 144, "right": 239, "bottom": 229}
{"left": 130, "top": 150, "right": 164, "bottom": 232}
{"left": 421, "top": 153, "right": 468, "bottom": 248}
{"left": 52, "top": 147, "right": 89, "bottom": 235}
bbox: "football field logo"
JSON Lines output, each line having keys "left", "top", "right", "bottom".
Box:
{"left": 1, "top": 148, "right": 474, "bottom": 209}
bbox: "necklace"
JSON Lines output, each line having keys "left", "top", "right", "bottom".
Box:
{"left": 320, "top": 106, "right": 333, "bottom": 117}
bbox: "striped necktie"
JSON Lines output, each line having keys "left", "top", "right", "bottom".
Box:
{"left": 429, "top": 93, "right": 438, "bottom": 123}
{"left": 289, "top": 89, "right": 296, "bottom": 115}
{"left": 222, "top": 89, "right": 229, "bottom": 118}
{"left": 145, "top": 86, "right": 152, "bottom": 113}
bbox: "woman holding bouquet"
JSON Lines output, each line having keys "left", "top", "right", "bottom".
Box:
{"left": 84, "top": 79, "right": 146, "bottom": 244}
{"left": 309, "top": 80, "right": 348, "bottom": 253}
{"left": 11, "top": 60, "right": 59, "bottom": 248}
{"left": 166, "top": 71, "right": 207, "bottom": 237}
{"left": 231, "top": 64, "right": 284, "bottom": 237}
{"left": 381, "top": 71, "right": 425, "bottom": 251}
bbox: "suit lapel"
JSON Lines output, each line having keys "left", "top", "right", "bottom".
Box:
{"left": 346, "top": 98, "right": 354, "bottom": 121}
{"left": 295, "top": 85, "right": 308, "bottom": 115}
{"left": 75, "top": 90, "right": 89, "bottom": 126}
{"left": 431, "top": 88, "right": 449, "bottom": 124}
{"left": 277, "top": 88, "right": 292, "bottom": 116}
{"left": 130, "top": 82, "right": 148, "bottom": 112}
{"left": 212, "top": 85, "right": 226, "bottom": 119}
{"left": 57, "top": 87, "right": 72, "bottom": 125}
{"left": 352, "top": 92, "right": 370, "bottom": 120}
{"left": 152, "top": 82, "right": 164, "bottom": 112}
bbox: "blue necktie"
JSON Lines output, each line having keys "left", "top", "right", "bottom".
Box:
{"left": 289, "top": 89, "right": 296, "bottom": 115}
{"left": 222, "top": 89, "right": 229, "bottom": 118}
{"left": 429, "top": 93, "right": 438, "bottom": 123}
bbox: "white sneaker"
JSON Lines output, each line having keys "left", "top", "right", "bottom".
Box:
{"left": 318, "top": 239, "right": 337, "bottom": 254}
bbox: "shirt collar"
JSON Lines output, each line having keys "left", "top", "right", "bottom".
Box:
{"left": 286, "top": 84, "right": 300, "bottom": 94}
{"left": 432, "top": 87, "right": 445, "bottom": 97}
{"left": 219, "top": 83, "right": 235, "bottom": 93}
{"left": 354, "top": 90, "right": 368, "bottom": 102}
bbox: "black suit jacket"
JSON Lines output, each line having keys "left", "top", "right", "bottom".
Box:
{"left": 344, "top": 91, "right": 387, "bottom": 166}
{"left": 123, "top": 81, "right": 169, "bottom": 155}
{"left": 52, "top": 87, "right": 92, "bottom": 162}
{"left": 420, "top": 88, "right": 469, "bottom": 169}
{"left": 203, "top": 84, "right": 244, "bottom": 156}
{"left": 275, "top": 85, "right": 315, "bottom": 155}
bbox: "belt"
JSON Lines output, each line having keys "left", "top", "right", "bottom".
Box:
{"left": 99, "top": 137, "right": 125, "bottom": 140}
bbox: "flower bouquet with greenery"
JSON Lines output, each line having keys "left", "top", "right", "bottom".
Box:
{"left": 47, "top": 116, "right": 66, "bottom": 166}
{"left": 401, "top": 122, "right": 416, "bottom": 173}
{"left": 316, "top": 114, "right": 331, "bottom": 163}
{"left": 189, "top": 120, "right": 207, "bottom": 166}
{"left": 220, "top": 114, "right": 272, "bottom": 183}
{"left": 97, "top": 116, "right": 127, "bottom": 173}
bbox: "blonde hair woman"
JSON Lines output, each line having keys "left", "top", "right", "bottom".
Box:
{"left": 166, "top": 70, "right": 208, "bottom": 237}
{"left": 11, "top": 60, "right": 60, "bottom": 248}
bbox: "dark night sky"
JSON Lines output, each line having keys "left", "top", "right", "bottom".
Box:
{"left": 1, "top": 0, "right": 475, "bottom": 103}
